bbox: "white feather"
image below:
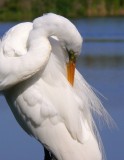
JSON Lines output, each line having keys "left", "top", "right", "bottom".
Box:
{"left": 0, "top": 13, "right": 112, "bottom": 160}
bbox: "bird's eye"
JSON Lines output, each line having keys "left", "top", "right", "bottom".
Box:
{"left": 68, "top": 50, "right": 77, "bottom": 63}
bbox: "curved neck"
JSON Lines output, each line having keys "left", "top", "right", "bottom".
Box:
{"left": 33, "top": 13, "right": 82, "bottom": 53}
{"left": 0, "top": 27, "right": 51, "bottom": 90}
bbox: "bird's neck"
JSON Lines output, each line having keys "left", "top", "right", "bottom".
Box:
{"left": 33, "top": 14, "right": 82, "bottom": 52}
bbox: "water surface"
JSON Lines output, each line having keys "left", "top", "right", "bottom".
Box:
{"left": 0, "top": 17, "right": 124, "bottom": 160}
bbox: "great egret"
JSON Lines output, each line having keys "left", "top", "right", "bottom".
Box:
{"left": 0, "top": 13, "right": 109, "bottom": 160}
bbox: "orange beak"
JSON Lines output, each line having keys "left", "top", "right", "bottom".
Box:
{"left": 66, "top": 51, "right": 76, "bottom": 86}
{"left": 67, "top": 61, "right": 75, "bottom": 86}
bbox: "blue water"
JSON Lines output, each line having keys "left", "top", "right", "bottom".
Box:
{"left": 0, "top": 18, "right": 124, "bottom": 160}
{"left": 74, "top": 17, "right": 124, "bottom": 56}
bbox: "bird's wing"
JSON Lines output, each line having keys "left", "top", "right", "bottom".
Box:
{"left": 2, "top": 22, "right": 33, "bottom": 57}
{"left": 14, "top": 85, "right": 58, "bottom": 126}
{"left": 0, "top": 22, "right": 52, "bottom": 91}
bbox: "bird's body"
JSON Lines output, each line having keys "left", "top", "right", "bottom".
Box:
{"left": 0, "top": 13, "right": 109, "bottom": 160}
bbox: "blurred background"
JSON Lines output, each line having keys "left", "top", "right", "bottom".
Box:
{"left": 0, "top": 0, "right": 124, "bottom": 160}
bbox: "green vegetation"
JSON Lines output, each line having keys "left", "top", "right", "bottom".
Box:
{"left": 0, "top": 0, "right": 124, "bottom": 21}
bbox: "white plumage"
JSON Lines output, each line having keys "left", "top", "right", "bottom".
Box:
{"left": 0, "top": 13, "right": 110, "bottom": 160}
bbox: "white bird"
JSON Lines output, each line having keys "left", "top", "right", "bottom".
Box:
{"left": 0, "top": 13, "right": 109, "bottom": 160}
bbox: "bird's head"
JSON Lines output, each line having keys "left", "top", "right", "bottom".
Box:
{"left": 33, "top": 13, "right": 83, "bottom": 86}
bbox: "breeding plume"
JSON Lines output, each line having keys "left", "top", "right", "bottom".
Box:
{"left": 0, "top": 13, "right": 109, "bottom": 160}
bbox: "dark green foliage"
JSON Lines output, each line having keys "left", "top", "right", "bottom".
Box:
{"left": 0, "top": 0, "right": 124, "bottom": 21}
